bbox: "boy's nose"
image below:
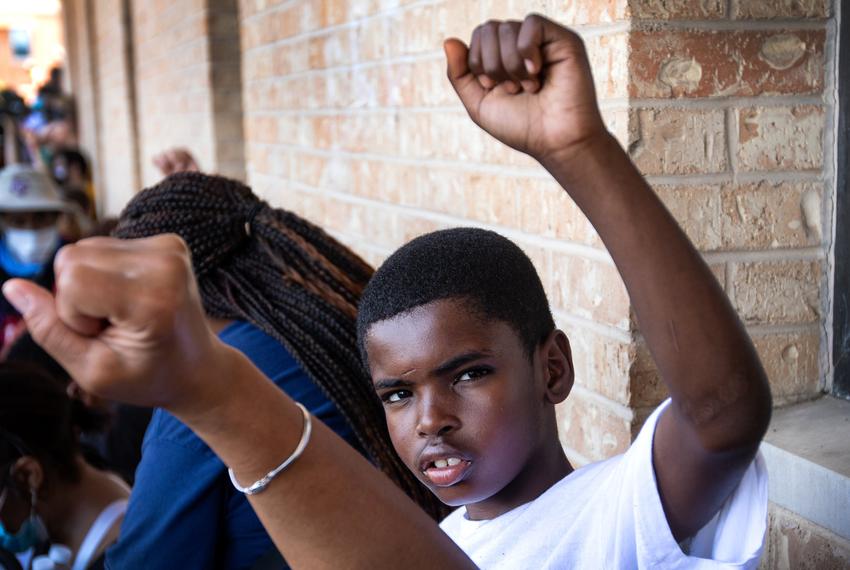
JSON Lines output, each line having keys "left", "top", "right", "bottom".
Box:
{"left": 416, "top": 393, "right": 460, "bottom": 438}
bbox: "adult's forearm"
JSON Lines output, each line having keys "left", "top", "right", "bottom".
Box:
{"left": 541, "top": 133, "right": 771, "bottom": 450}
{"left": 174, "top": 345, "right": 475, "bottom": 570}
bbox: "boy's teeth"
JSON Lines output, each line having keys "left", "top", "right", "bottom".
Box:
{"left": 433, "top": 457, "right": 462, "bottom": 469}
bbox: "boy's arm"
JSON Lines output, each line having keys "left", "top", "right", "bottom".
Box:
{"left": 2, "top": 236, "right": 474, "bottom": 570}
{"left": 445, "top": 15, "right": 771, "bottom": 540}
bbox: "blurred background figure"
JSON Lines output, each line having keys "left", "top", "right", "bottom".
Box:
{"left": 0, "top": 363, "right": 129, "bottom": 569}
{"left": 151, "top": 148, "right": 198, "bottom": 178}
{"left": 0, "top": 165, "right": 66, "bottom": 352}
{"left": 3, "top": 331, "right": 151, "bottom": 488}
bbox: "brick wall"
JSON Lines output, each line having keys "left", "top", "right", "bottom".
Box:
{"left": 68, "top": 0, "right": 245, "bottom": 211}
{"left": 131, "top": 0, "right": 246, "bottom": 187}
{"left": 627, "top": 1, "right": 831, "bottom": 412}
{"left": 238, "top": 0, "right": 835, "bottom": 463}
{"left": 63, "top": 0, "right": 100, "bottom": 201}
{"left": 240, "top": 0, "right": 637, "bottom": 464}
{"left": 91, "top": 0, "right": 140, "bottom": 216}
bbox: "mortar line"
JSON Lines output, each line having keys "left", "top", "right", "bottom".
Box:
{"left": 551, "top": 310, "right": 633, "bottom": 344}
{"left": 628, "top": 96, "right": 825, "bottom": 109}
{"left": 632, "top": 19, "right": 828, "bottom": 32}
{"left": 820, "top": 6, "right": 841, "bottom": 392}
{"left": 702, "top": 247, "right": 825, "bottom": 263}
{"left": 570, "top": 385, "right": 636, "bottom": 422}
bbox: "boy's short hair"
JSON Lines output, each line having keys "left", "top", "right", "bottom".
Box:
{"left": 357, "top": 227, "right": 555, "bottom": 363}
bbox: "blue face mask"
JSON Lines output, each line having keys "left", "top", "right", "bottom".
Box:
{"left": 0, "top": 488, "right": 48, "bottom": 553}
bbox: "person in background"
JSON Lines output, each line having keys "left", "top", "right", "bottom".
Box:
{"left": 151, "top": 148, "right": 198, "bottom": 177}
{"left": 3, "top": 332, "right": 150, "bottom": 487}
{"left": 103, "top": 169, "right": 443, "bottom": 569}
{"left": 0, "top": 363, "right": 129, "bottom": 569}
{"left": 49, "top": 149, "right": 95, "bottom": 220}
{"left": 0, "top": 166, "right": 67, "bottom": 352}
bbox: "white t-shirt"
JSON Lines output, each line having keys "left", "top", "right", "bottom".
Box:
{"left": 440, "top": 399, "right": 768, "bottom": 569}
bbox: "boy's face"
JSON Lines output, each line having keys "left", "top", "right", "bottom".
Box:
{"left": 366, "top": 299, "right": 560, "bottom": 519}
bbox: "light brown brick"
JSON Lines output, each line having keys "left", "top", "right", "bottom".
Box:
{"left": 556, "top": 390, "right": 633, "bottom": 461}
{"left": 656, "top": 181, "right": 824, "bottom": 251}
{"left": 629, "top": 0, "right": 725, "bottom": 19}
{"left": 585, "top": 32, "right": 630, "bottom": 100}
{"left": 557, "top": 320, "right": 633, "bottom": 405}
{"left": 629, "top": 30, "right": 824, "bottom": 98}
{"left": 552, "top": 0, "right": 630, "bottom": 25}
{"left": 732, "top": 0, "right": 830, "bottom": 19}
{"left": 731, "top": 260, "right": 821, "bottom": 325}
{"left": 737, "top": 106, "right": 824, "bottom": 172}
{"left": 628, "top": 339, "right": 669, "bottom": 408}
{"left": 721, "top": 182, "right": 824, "bottom": 249}
{"left": 629, "top": 108, "right": 728, "bottom": 175}
{"left": 548, "top": 253, "right": 631, "bottom": 329}
{"left": 655, "top": 185, "right": 723, "bottom": 251}
{"left": 760, "top": 503, "right": 850, "bottom": 570}
{"left": 752, "top": 330, "right": 821, "bottom": 405}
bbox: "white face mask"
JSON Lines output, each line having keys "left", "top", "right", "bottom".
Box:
{"left": 4, "top": 227, "right": 59, "bottom": 264}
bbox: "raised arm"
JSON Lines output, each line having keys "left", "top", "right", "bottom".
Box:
{"left": 2, "top": 236, "right": 474, "bottom": 570}
{"left": 444, "top": 14, "right": 771, "bottom": 540}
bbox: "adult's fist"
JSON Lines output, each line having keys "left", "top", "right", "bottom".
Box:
{"left": 2, "top": 235, "right": 227, "bottom": 415}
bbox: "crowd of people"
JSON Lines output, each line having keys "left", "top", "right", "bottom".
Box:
{"left": 0, "top": 13, "right": 773, "bottom": 570}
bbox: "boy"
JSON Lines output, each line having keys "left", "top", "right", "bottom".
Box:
{"left": 4, "top": 13, "right": 770, "bottom": 569}
{"left": 354, "top": 15, "right": 770, "bottom": 567}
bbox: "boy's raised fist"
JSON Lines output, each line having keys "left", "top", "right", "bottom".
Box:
{"left": 445, "top": 14, "right": 606, "bottom": 165}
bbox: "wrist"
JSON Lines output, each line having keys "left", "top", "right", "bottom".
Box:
{"left": 168, "top": 340, "right": 252, "bottom": 428}
{"left": 537, "top": 129, "right": 617, "bottom": 183}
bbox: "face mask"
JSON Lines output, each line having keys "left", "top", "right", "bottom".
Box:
{"left": 4, "top": 227, "right": 59, "bottom": 265}
{"left": 0, "top": 488, "right": 48, "bottom": 554}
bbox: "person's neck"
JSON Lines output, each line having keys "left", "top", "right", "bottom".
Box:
{"left": 42, "top": 457, "right": 130, "bottom": 552}
{"left": 465, "top": 429, "right": 573, "bottom": 521}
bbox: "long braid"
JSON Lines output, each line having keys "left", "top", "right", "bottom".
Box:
{"left": 113, "top": 172, "right": 447, "bottom": 520}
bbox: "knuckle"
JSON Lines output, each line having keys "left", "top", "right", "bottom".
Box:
{"left": 154, "top": 232, "right": 189, "bottom": 252}
{"left": 497, "top": 22, "right": 515, "bottom": 37}
{"left": 56, "top": 263, "right": 85, "bottom": 293}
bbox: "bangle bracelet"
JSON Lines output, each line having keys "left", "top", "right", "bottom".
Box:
{"left": 228, "top": 402, "right": 312, "bottom": 495}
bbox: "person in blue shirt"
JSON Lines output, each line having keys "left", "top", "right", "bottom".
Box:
{"left": 105, "top": 171, "right": 444, "bottom": 569}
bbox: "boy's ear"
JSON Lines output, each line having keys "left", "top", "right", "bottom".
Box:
{"left": 539, "top": 329, "right": 574, "bottom": 405}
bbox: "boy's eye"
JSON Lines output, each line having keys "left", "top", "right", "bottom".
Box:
{"left": 455, "top": 367, "right": 492, "bottom": 383}
{"left": 383, "top": 390, "right": 412, "bottom": 404}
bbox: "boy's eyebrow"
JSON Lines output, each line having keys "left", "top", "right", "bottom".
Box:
{"left": 373, "top": 378, "right": 413, "bottom": 390}
{"left": 431, "top": 351, "right": 493, "bottom": 377}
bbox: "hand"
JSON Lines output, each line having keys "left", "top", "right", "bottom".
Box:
{"left": 1, "top": 235, "right": 226, "bottom": 415}
{"left": 153, "top": 148, "right": 200, "bottom": 177}
{"left": 445, "top": 14, "right": 606, "bottom": 164}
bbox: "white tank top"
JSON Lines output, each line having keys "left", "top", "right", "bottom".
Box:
{"left": 71, "top": 499, "right": 127, "bottom": 570}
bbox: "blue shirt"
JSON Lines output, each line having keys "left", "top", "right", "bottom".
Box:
{"left": 106, "top": 321, "right": 356, "bottom": 570}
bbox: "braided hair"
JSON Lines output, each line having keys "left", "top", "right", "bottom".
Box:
{"left": 113, "top": 172, "right": 446, "bottom": 520}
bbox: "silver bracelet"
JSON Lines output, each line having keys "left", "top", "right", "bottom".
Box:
{"left": 228, "top": 402, "right": 312, "bottom": 495}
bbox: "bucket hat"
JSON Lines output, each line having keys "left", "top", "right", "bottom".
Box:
{"left": 0, "top": 164, "right": 67, "bottom": 212}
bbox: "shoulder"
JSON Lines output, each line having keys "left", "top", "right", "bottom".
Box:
{"left": 218, "top": 321, "right": 303, "bottom": 380}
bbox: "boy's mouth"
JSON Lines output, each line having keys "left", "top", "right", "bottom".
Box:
{"left": 421, "top": 456, "right": 472, "bottom": 487}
